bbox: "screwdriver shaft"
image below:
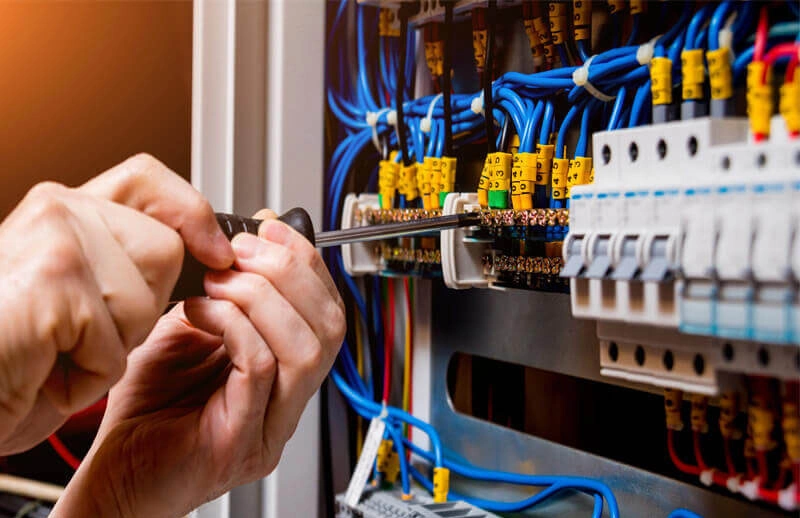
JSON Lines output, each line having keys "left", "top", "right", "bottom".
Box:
{"left": 314, "top": 212, "right": 480, "bottom": 248}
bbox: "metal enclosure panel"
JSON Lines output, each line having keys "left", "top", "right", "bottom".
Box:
{"left": 190, "top": 1, "right": 325, "bottom": 517}
{"left": 426, "top": 284, "right": 784, "bottom": 517}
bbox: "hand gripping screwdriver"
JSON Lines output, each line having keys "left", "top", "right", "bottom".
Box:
{"left": 171, "top": 208, "right": 480, "bottom": 300}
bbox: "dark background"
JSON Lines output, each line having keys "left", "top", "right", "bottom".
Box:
{"left": 0, "top": 0, "right": 193, "bottom": 219}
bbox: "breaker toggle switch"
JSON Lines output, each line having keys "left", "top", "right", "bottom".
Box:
{"left": 640, "top": 236, "right": 674, "bottom": 282}
{"left": 561, "top": 235, "right": 587, "bottom": 278}
{"left": 585, "top": 235, "right": 613, "bottom": 279}
{"left": 611, "top": 235, "right": 640, "bottom": 281}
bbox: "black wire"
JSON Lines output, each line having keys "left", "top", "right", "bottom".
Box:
{"left": 498, "top": 108, "right": 512, "bottom": 151}
{"left": 397, "top": 6, "right": 412, "bottom": 166}
{"left": 364, "top": 276, "right": 382, "bottom": 400}
{"left": 443, "top": 2, "right": 454, "bottom": 156}
{"left": 484, "top": 0, "right": 497, "bottom": 153}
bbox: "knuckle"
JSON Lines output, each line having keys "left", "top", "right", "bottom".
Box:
{"left": 270, "top": 248, "right": 296, "bottom": 277}
{"left": 324, "top": 302, "right": 347, "bottom": 347}
{"left": 125, "top": 152, "right": 163, "bottom": 174}
{"left": 301, "top": 339, "right": 325, "bottom": 375}
{"left": 251, "top": 349, "right": 277, "bottom": 379}
{"left": 41, "top": 233, "right": 85, "bottom": 280}
{"left": 25, "top": 182, "right": 70, "bottom": 218}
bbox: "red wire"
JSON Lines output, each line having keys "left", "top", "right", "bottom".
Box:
{"left": 382, "top": 278, "right": 395, "bottom": 403}
{"left": 762, "top": 43, "right": 800, "bottom": 83}
{"left": 757, "top": 450, "right": 771, "bottom": 484}
{"left": 692, "top": 431, "right": 709, "bottom": 471}
{"left": 754, "top": 7, "right": 768, "bottom": 63}
{"left": 48, "top": 433, "right": 81, "bottom": 470}
{"left": 667, "top": 429, "right": 701, "bottom": 476}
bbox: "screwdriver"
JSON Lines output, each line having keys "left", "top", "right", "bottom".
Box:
{"left": 171, "top": 208, "right": 480, "bottom": 300}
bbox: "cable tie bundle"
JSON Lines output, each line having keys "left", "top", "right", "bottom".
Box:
{"left": 367, "top": 108, "right": 391, "bottom": 153}
{"left": 421, "top": 93, "right": 443, "bottom": 133}
{"left": 637, "top": 35, "right": 661, "bottom": 65}
{"left": 471, "top": 91, "right": 484, "bottom": 115}
{"left": 572, "top": 55, "right": 616, "bottom": 102}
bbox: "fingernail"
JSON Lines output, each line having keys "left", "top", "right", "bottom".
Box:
{"left": 231, "top": 232, "right": 260, "bottom": 259}
{"left": 211, "top": 228, "right": 236, "bottom": 264}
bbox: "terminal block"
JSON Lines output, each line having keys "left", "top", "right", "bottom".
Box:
{"left": 336, "top": 489, "right": 499, "bottom": 518}
{"left": 341, "top": 193, "right": 444, "bottom": 278}
{"left": 440, "top": 192, "right": 569, "bottom": 291}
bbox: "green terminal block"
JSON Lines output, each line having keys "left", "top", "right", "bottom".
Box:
{"left": 488, "top": 190, "right": 509, "bottom": 209}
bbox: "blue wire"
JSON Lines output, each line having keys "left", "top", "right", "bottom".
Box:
{"left": 555, "top": 103, "right": 583, "bottom": 159}
{"left": 577, "top": 39, "right": 591, "bottom": 63}
{"left": 629, "top": 80, "right": 652, "bottom": 128}
{"left": 383, "top": 422, "right": 410, "bottom": 495}
{"left": 709, "top": 1, "right": 735, "bottom": 51}
{"left": 402, "top": 439, "right": 620, "bottom": 518}
{"left": 539, "top": 101, "right": 555, "bottom": 145}
{"left": 686, "top": 4, "right": 715, "bottom": 50}
{"left": 608, "top": 85, "right": 627, "bottom": 131}
{"left": 557, "top": 43, "right": 570, "bottom": 67}
{"left": 667, "top": 509, "right": 704, "bottom": 518}
{"left": 576, "top": 102, "right": 595, "bottom": 157}
{"left": 626, "top": 14, "right": 640, "bottom": 46}
{"left": 331, "top": 370, "right": 444, "bottom": 467}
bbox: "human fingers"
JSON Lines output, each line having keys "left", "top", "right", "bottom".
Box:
{"left": 230, "top": 233, "right": 344, "bottom": 351}
{"left": 79, "top": 154, "right": 234, "bottom": 270}
{"left": 183, "top": 297, "right": 277, "bottom": 434}
{"left": 203, "top": 270, "right": 333, "bottom": 445}
{"left": 256, "top": 218, "right": 342, "bottom": 304}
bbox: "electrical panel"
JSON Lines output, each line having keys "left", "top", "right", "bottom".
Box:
{"left": 325, "top": 1, "right": 799, "bottom": 517}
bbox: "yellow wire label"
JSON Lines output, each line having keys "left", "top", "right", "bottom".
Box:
{"left": 747, "top": 62, "right": 772, "bottom": 136}
{"left": 489, "top": 152, "right": 512, "bottom": 191}
{"left": 681, "top": 49, "right": 705, "bottom": 100}
{"left": 608, "top": 0, "right": 625, "bottom": 14}
{"left": 548, "top": 2, "right": 567, "bottom": 44}
{"left": 780, "top": 67, "right": 800, "bottom": 135}
{"left": 706, "top": 47, "right": 732, "bottom": 100}
{"left": 535, "top": 144, "right": 554, "bottom": 185}
{"left": 650, "top": 57, "right": 673, "bottom": 105}
{"left": 433, "top": 467, "right": 450, "bottom": 503}
{"left": 551, "top": 157, "right": 569, "bottom": 199}
{"left": 472, "top": 29, "right": 488, "bottom": 70}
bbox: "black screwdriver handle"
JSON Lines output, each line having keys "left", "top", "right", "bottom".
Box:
{"left": 170, "top": 207, "right": 315, "bottom": 301}
{"left": 214, "top": 209, "right": 315, "bottom": 246}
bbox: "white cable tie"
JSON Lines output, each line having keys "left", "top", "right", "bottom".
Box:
{"left": 421, "top": 93, "right": 443, "bottom": 134}
{"left": 387, "top": 110, "right": 397, "bottom": 126}
{"left": 699, "top": 469, "right": 714, "bottom": 487}
{"left": 725, "top": 474, "right": 741, "bottom": 493}
{"left": 637, "top": 35, "right": 660, "bottom": 65}
{"left": 572, "top": 55, "right": 616, "bottom": 102}
{"left": 718, "top": 12, "right": 737, "bottom": 55}
{"left": 426, "top": 93, "right": 443, "bottom": 121}
{"left": 367, "top": 108, "right": 390, "bottom": 154}
{"left": 779, "top": 484, "right": 798, "bottom": 511}
{"left": 471, "top": 92, "right": 484, "bottom": 115}
{"left": 739, "top": 478, "right": 760, "bottom": 501}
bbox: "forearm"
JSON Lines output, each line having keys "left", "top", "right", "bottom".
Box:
{"left": 50, "top": 453, "right": 132, "bottom": 518}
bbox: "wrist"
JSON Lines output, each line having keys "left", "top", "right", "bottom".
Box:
{"left": 50, "top": 444, "right": 135, "bottom": 518}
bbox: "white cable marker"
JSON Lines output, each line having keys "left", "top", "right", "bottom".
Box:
{"left": 343, "top": 416, "right": 387, "bottom": 507}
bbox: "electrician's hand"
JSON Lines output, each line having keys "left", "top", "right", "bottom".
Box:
{"left": 51, "top": 210, "right": 345, "bottom": 518}
{"left": 0, "top": 154, "right": 235, "bottom": 455}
